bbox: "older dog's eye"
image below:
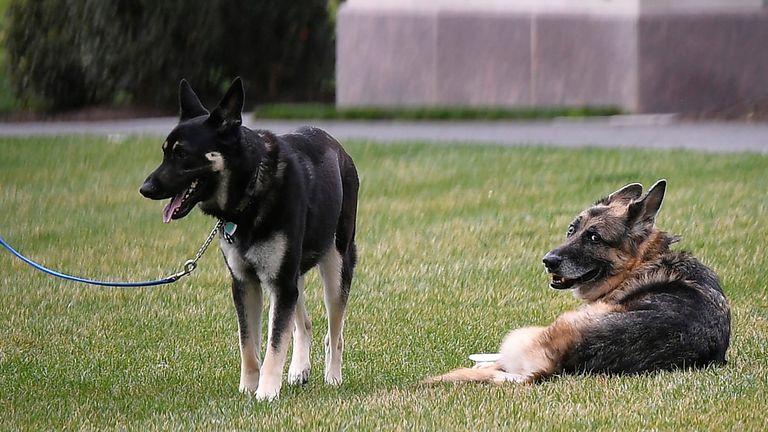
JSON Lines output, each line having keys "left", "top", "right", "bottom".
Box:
{"left": 566, "top": 225, "right": 576, "bottom": 237}
{"left": 588, "top": 232, "right": 602, "bottom": 243}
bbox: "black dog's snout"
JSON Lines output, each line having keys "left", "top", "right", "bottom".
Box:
{"left": 542, "top": 253, "right": 562, "bottom": 271}
{"left": 139, "top": 177, "right": 160, "bottom": 199}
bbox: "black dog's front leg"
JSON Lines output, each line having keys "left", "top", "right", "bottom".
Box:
{"left": 255, "top": 276, "right": 298, "bottom": 401}
{"left": 232, "top": 276, "right": 263, "bottom": 393}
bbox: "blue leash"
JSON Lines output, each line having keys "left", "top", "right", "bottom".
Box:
{"left": 0, "top": 221, "right": 222, "bottom": 288}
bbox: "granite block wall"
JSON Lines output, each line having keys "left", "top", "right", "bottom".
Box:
{"left": 337, "top": 2, "right": 768, "bottom": 113}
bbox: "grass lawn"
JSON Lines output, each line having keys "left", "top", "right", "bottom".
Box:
{"left": 1, "top": 136, "right": 766, "bottom": 430}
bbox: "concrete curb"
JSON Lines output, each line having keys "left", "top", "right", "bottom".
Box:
{"left": 1, "top": 115, "right": 766, "bottom": 154}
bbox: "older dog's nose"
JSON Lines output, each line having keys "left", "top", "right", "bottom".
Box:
{"left": 542, "top": 253, "right": 562, "bottom": 270}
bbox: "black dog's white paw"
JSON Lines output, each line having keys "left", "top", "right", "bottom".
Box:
{"left": 288, "top": 367, "right": 310, "bottom": 385}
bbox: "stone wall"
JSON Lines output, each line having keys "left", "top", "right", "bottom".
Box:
{"left": 337, "top": 0, "right": 768, "bottom": 113}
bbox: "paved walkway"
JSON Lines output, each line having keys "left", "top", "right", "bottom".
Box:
{"left": 1, "top": 115, "right": 767, "bottom": 153}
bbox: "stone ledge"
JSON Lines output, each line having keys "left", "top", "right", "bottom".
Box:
{"left": 337, "top": 2, "right": 768, "bottom": 113}
{"left": 345, "top": 0, "right": 764, "bottom": 14}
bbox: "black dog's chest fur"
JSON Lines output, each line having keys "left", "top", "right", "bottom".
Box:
{"left": 219, "top": 231, "right": 288, "bottom": 285}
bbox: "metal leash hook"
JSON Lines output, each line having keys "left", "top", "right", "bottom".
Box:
{"left": 184, "top": 260, "right": 197, "bottom": 274}
{"left": 169, "top": 260, "right": 197, "bottom": 282}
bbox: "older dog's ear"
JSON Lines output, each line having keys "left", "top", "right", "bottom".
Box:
{"left": 604, "top": 183, "right": 643, "bottom": 205}
{"left": 179, "top": 79, "right": 209, "bottom": 120}
{"left": 207, "top": 77, "right": 244, "bottom": 131}
{"left": 628, "top": 179, "right": 666, "bottom": 226}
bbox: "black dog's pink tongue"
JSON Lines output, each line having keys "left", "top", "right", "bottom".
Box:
{"left": 162, "top": 194, "right": 184, "bottom": 224}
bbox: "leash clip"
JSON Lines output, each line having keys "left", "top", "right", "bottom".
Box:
{"left": 183, "top": 259, "right": 197, "bottom": 274}
{"left": 172, "top": 259, "right": 198, "bottom": 281}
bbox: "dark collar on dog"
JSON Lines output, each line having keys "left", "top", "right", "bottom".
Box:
{"left": 238, "top": 139, "right": 281, "bottom": 213}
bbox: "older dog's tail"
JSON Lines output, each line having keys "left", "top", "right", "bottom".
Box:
{"left": 422, "top": 363, "right": 513, "bottom": 385}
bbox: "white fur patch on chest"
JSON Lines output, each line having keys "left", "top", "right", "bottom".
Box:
{"left": 220, "top": 232, "right": 288, "bottom": 283}
{"left": 245, "top": 232, "right": 288, "bottom": 282}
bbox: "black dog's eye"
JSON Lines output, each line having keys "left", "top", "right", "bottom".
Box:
{"left": 566, "top": 225, "right": 576, "bottom": 237}
{"left": 173, "top": 145, "right": 187, "bottom": 159}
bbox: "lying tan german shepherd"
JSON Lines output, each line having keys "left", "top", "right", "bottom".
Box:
{"left": 425, "top": 180, "right": 731, "bottom": 384}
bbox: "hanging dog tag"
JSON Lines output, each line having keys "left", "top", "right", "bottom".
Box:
{"left": 221, "top": 221, "right": 238, "bottom": 244}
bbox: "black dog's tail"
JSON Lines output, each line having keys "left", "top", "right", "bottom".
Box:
{"left": 335, "top": 150, "right": 359, "bottom": 304}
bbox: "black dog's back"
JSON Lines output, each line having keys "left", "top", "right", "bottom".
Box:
{"left": 272, "top": 126, "right": 358, "bottom": 277}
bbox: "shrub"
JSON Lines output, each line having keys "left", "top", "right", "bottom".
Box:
{"left": 4, "top": 0, "right": 334, "bottom": 111}
{"left": 5, "top": 0, "right": 91, "bottom": 110}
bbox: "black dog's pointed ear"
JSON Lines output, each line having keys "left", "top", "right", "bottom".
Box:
{"left": 604, "top": 182, "right": 643, "bottom": 205}
{"left": 179, "top": 79, "right": 209, "bottom": 120}
{"left": 207, "top": 77, "right": 244, "bottom": 130}
{"left": 628, "top": 179, "right": 667, "bottom": 225}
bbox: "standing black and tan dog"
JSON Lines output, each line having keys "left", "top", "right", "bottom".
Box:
{"left": 426, "top": 180, "right": 730, "bottom": 384}
{"left": 140, "top": 78, "right": 358, "bottom": 400}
